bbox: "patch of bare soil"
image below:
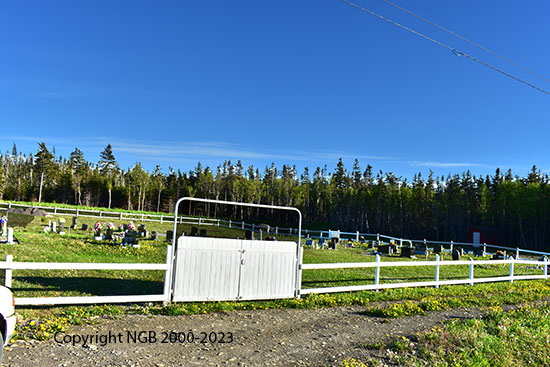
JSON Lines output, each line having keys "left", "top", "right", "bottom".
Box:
{"left": 3, "top": 306, "right": 485, "bottom": 367}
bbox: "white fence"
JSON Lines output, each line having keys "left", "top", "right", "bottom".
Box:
{"left": 300, "top": 254, "right": 549, "bottom": 295}
{"left": 2, "top": 201, "right": 549, "bottom": 259}
{"left": 0, "top": 247, "right": 172, "bottom": 306}
{"left": 2, "top": 247, "right": 549, "bottom": 305}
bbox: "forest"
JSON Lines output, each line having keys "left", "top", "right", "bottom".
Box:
{"left": 1, "top": 142, "right": 549, "bottom": 251}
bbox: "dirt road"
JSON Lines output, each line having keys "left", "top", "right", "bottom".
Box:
{"left": 3, "top": 306, "right": 483, "bottom": 367}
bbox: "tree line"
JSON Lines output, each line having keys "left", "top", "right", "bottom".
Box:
{"left": 1, "top": 142, "right": 549, "bottom": 251}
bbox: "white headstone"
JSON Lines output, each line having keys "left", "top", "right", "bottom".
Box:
{"left": 7, "top": 227, "right": 13, "bottom": 244}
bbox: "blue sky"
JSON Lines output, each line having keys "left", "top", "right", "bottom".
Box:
{"left": 1, "top": 0, "right": 549, "bottom": 179}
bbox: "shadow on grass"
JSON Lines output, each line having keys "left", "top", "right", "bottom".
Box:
{"left": 13, "top": 276, "right": 164, "bottom": 296}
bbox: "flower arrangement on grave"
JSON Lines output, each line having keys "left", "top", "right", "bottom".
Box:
{"left": 127, "top": 222, "right": 136, "bottom": 231}
{"left": 119, "top": 224, "right": 125, "bottom": 231}
{"left": 94, "top": 221, "right": 103, "bottom": 230}
{"left": 106, "top": 222, "right": 116, "bottom": 230}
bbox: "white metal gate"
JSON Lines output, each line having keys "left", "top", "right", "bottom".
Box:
{"left": 171, "top": 236, "right": 298, "bottom": 301}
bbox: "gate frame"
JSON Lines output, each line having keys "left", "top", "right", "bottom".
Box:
{"left": 167, "top": 198, "right": 303, "bottom": 302}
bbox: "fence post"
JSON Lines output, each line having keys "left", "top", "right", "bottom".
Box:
{"left": 469, "top": 258, "right": 474, "bottom": 286}
{"left": 5, "top": 255, "right": 12, "bottom": 288}
{"left": 295, "top": 244, "right": 303, "bottom": 299}
{"left": 120, "top": 212, "right": 123, "bottom": 220}
{"left": 276, "top": 227, "right": 278, "bottom": 235}
{"left": 450, "top": 240, "right": 453, "bottom": 253}
{"left": 435, "top": 254, "right": 440, "bottom": 289}
{"left": 356, "top": 231, "right": 359, "bottom": 241}
{"left": 163, "top": 245, "right": 173, "bottom": 304}
{"left": 241, "top": 221, "right": 244, "bottom": 230}
{"left": 509, "top": 257, "right": 514, "bottom": 283}
{"left": 8, "top": 202, "right": 11, "bottom": 209}
{"left": 198, "top": 217, "right": 202, "bottom": 226}
{"left": 229, "top": 219, "right": 232, "bottom": 228}
{"left": 76, "top": 208, "right": 79, "bottom": 217}
{"left": 376, "top": 233, "right": 380, "bottom": 246}
{"left": 161, "top": 215, "right": 163, "bottom": 224}
{"left": 54, "top": 207, "right": 57, "bottom": 214}
{"left": 516, "top": 248, "right": 520, "bottom": 259}
{"left": 374, "top": 254, "right": 380, "bottom": 289}
{"left": 99, "top": 211, "right": 102, "bottom": 218}
{"left": 400, "top": 238, "right": 403, "bottom": 247}
{"left": 217, "top": 219, "right": 220, "bottom": 227}
{"left": 544, "top": 258, "right": 548, "bottom": 278}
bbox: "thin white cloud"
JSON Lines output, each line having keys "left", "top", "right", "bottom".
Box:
{"left": 410, "top": 161, "right": 489, "bottom": 168}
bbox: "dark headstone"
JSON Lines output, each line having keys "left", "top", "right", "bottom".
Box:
{"left": 433, "top": 244, "right": 442, "bottom": 254}
{"left": 329, "top": 237, "right": 338, "bottom": 250}
{"left": 401, "top": 246, "right": 415, "bottom": 258}
{"left": 166, "top": 230, "right": 173, "bottom": 242}
{"left": 199, "top": 229, "right": 207, "bottom": 237}
{"left": 105, "top": 228, "right": 113, "bottom": 241}
{"left": 367, "top": 240, "right": 375, "bottom": 249}
{"left": 319, "top": 238, "right": 326, "bottom": 248}
{"left": 415, "top": 246, "right": 429, "bottom": 256}
{"left": 452, "top": 249, "right": 461, "bottom": 261}
{"left": 244, "top": 230, "right": 254, "bottom": 240}
{"left": 190, "top": 226, "right": 198, "bottom": 236}
{"left": 81, "top": 224, "right": 88, "bottom": 231}
{"left": 72, "top": 216, "right": 78, "bottom": 229}
{"left": 473, "top": 248, "right": 486, "bottom": 257}
{"left": 151, "top": 231, "right": 158, "bottom": 240}
{"left": 305, "top": 239, "right": 313, "bottom": 247}
{"left": 455, "top": 247, "right": 464, "bottom": 256}
{"left": 123, "top": 230, "right": 138, "bottom": 245}
{"left": 378, "top": 245, "right": 394, "bottom": 254}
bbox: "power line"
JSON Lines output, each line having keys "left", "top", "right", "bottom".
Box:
{"left": 341, "top": 0, "right": 550, "bottom": 95}
{"left": 380, "top": 0, "right": 550, "bottom": 83}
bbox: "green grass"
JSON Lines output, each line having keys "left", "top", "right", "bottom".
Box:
{"left": 383, "top": 302, "right": 550, "bottom": 367}
{"left": 2, "top": 205, "right": 549, "bottom": 349}
{"left": 302, "top": 247, "right": 542, "bottom": 289}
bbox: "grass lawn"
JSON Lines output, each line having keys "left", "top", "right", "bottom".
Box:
{"left": 2, "top": 205, "right": 549, "bottom": 352}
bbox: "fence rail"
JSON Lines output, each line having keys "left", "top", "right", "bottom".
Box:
{"left": 1, "top": 246, "right": 172, "bottom": 306}
{"left": 300, "top": 255, "right": 549, "bottom": 295}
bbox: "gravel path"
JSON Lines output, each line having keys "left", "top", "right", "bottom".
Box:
{"left": 3, "top": 306, "right": 484, "bottom": 367}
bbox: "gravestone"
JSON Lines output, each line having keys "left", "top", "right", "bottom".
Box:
{"left": 81, "top": 224, "right": 88, "bottom": 231}
{"left": 318, "top": 238, "right": 326, "bottom": 249}
{"left": 199, "top": 229, "right": 207, "bottom": 237}
{"left": 378, "top": 245, "right": 394, "bottom": 254}
{"left": 415, "top": 246, "right": 429, "bottom": 256}
{"left": 244, "top": 230, "right": 254, "bottom": 240}
{"left": 58, "top": 218, "right": 65, "bottom": 234}
{"left": 190, "top": 227, "right": 198, "bottom": 236}
{"left": 452, "top": 249, "right": 461, "bottom": 261}
{"left": 329, "top": 237, "right": 338, "bottom": 250}
{"left": 473, "top": 248, "right": 486, "bottom": 257}
{"left": 455, "top": 247, "right": 464, "bottom": 256}
{"left": 151, "top": 231, "right": 158, "bottom": 240}
{"left": 94, "top": 228, "right": 102, "bottom": 240}
{"left": 433, "top": 244, "right": 442, "bottom": 254}
{"left": 367, "top": 240, "right": 375, "bottom": 249}
{"left": 105, "top": 228, "right": 114, "bottom": 241}
{"left": 138, "top": 224, "right": 146, "bottom": 236}
{"left": 6, "top": 227, "right": 14, "bottom": 244}
{"left": 72, "top": 216, "right": 78, "bottom": 229}
{"left": 401, "top": 246, "right": 415, "bottom": 258}
{"left": 51, "top": 221, "right": 57, "bottom": 233}
{"left": 305, "top": 239, "right": 313, "bottom": 247}
{"left": 166, "top": 230, "right": 173, "bottom": 242}
{"left": 123, "top": 230, "right": 138, "bottom": 245}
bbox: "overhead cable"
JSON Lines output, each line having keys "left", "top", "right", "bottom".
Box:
{"left": 341, "top": 0, "right": 550, "bottom": 95}
{"left": 380, "top": 0, "right": 550, "bottom": 83}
